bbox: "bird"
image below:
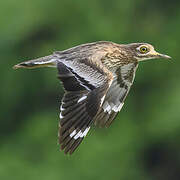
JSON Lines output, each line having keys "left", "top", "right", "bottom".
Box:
{"left": 13, "top": 41, "right": 171, "bottom": 154}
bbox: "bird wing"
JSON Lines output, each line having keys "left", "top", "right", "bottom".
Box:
{"left": 94, "top": 62, "right": 138, "bottom": 127}
{"left": 57, "top": 59, "right": 113, "bottom": 154}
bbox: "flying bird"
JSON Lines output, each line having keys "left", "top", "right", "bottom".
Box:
{"left": 13, "top": 41, "right": 171, "bottom": 154}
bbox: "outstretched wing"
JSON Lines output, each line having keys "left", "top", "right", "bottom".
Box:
{"left": 57, "top": 60, "right": 113, "bottom": 154}
{"left": 94, "top": 62, "right": 138, "bottom": 127}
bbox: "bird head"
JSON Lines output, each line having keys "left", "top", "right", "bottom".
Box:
{"left": 127, "top": 43, "right": 171, "bottom": 61}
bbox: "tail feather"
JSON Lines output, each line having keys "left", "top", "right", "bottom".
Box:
{"left": 13, "top": 55, "right": 56, "bottom": 69}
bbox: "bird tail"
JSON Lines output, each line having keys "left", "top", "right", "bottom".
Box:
{"left": 13, "top": 55, "right": 57, "bottom": 69}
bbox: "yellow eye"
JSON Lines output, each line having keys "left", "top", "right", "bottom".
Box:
{"left": 139, "top": 46, "right": 148, "bottom": 54}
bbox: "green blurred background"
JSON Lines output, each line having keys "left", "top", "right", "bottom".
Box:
{"left": 1, "top": 0, "right": 180, "bottom": 179}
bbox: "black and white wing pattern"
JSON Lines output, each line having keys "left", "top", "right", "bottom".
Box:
{"left": 57, "top": 60, "right": 113, "bottom": 154}
{"left": 94, "top": 62, "right": 138, "bottom": 127}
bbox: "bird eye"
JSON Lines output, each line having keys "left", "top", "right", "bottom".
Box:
{"left": 139, "top": 46, "right": 148, "bottom": 54}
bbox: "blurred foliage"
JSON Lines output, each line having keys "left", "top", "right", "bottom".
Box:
{"left": 0, "top": 0, "right": 180, "bottom": 179}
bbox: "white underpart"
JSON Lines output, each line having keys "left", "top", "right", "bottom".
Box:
{"left": 77, "top": 95, "right": 87, "bottom": 103}
{"left": 69, "top": 127, "right": 90, "bottom": 139}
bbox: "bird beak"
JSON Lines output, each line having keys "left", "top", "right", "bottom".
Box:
{"left": 154, "top": 51, "right": 171, "bottom": 59}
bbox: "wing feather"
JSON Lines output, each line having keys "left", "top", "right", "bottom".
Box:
{"left": 94, "top": 62, "right": 138, "bottom": 127}
{"left": 57, "top": 60, "right": 113, "bottom": 154}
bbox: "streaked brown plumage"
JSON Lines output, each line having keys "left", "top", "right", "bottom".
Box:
{"left": 13, "top": 41, "right": 171, "bottom": 154}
